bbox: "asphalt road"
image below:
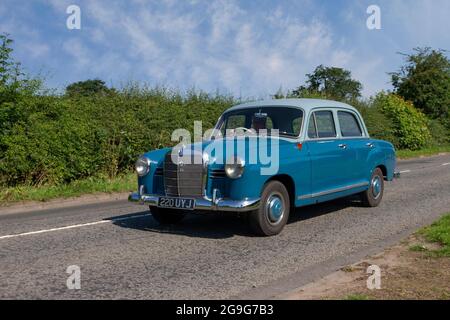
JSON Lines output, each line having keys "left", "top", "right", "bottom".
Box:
{"left": 0, "top": 155, "right": 449, "bottom": 299}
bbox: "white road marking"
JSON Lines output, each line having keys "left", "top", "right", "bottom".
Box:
{"left": 398, "top": 162, "right": 450, "bottom": 173}
{"left": 0, "top": 214, "right": 152, "bottom": 241}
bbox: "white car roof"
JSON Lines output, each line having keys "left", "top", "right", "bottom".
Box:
{"left": 226, "top": 98, "right": 359, "bottom": 114}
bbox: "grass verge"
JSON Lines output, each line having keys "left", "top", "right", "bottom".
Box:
{"left": 282, "top": 213, "right": 450, "bottom": 300}
{"left": 343, "top": 213, "right": 450, "bottom": 300}
{"left": 0, "top": 173, "right": 136, "bottom": 205}
{"left": 417, "top": 214, "right": 450, "bottom": 257}
{"left": 396, "top": 144, "right": 450, "bottom": 159}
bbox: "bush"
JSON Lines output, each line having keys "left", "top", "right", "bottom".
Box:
{"left": 353, "top": 100, "right": 399, "bottom": 147}
{"left": 427, "top": 119, "right": 450, "bottom": 146}
{"left": 372, "top": 93, "right": 431, "bottom": 150}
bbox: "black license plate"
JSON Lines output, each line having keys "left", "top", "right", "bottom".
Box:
{"left": 158, "top": 197, "right": 196, "bottom": 210}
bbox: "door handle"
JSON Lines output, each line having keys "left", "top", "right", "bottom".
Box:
{"left": 366, "top": 143, "right": 375, "bottom": 148}
{"left": 338, "top": 144, "right": 347, "bottom": 149}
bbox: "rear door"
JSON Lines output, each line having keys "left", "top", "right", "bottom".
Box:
{"left": 305, "top": 110, "right": 350, "bottom": 196}
{"left": 336, "top": 110, "right": 371, "bottom": 183}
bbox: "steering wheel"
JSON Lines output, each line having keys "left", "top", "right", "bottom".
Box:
{"left": 233, "top": 127, "right": 257, "bottom": 135}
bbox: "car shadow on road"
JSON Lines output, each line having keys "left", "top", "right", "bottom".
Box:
{"left": 110, "top": 210, "right": 250, "bottom": 239}
{"left": 289, "top": 195, "right": 364, "bottom": 224}
{"left": 110, "top": 195, "right": 364, "bottom": 239}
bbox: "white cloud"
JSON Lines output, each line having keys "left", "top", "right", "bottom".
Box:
{"left": 5, "top": 0, "right": 447, "bottom": 98}
{"left": 23, "top": 42, "right": 50, "bottom": 59}
{"left": 0, "top": 3, "right": 50, "bottom": 62}
{"left": 45, "top": 0, "right": 73, "bottom": 12}
{"left": 62, "top": 38, "right": 91, "bottom": 69}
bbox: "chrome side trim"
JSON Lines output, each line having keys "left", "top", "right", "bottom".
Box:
{"left": 298, "top": 182, "right": 369, "bottom": 200}
{"left": 128, "top": 192, "right": 260, "bottom": 213}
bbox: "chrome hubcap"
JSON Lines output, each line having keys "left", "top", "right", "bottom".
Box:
{"left": 266, "top": 194, "right": 284, "bottom": 225}
{"left": 371, "top": 175, "right": 382, "bottom": 199}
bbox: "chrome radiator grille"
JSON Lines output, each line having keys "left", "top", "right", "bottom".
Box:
{"left": 163, "top": 151, "right": 204, "bottom": 197}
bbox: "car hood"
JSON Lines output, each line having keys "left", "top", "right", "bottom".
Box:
{"left": 178, "top": 135, "right": 292, "bottom": 166}
{"left": 144, "top": 135, "right": 294, "bottom": 167}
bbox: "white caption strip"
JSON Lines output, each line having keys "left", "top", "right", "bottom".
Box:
{"left": 0, "top": 214, "right": 151, "bottom": 241}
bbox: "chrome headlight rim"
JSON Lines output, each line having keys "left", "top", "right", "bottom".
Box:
{"left": 225, "top": 156, "right": 245, "bottom": 179}
{"left": 135, "top": 156, "right": 151, "bottom": 177}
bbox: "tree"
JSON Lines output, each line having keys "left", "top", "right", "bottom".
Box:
{"left": 0, "top": 34, "right": 16, "bottom": 85}
{"left": 291, "top": 65, "right": 362, "bottom": 101}
{"left": 272, "top": 87, "right": 286, "bottom": 99}
{"left": 391, "top": 48, "right": 450, "bottom": 119}
{"left": 65, "top": 79, "right": 114, "bottom": 97}
{"left": 0, "top": 33, "right": 25, "bottom": 104}
{"left": 0, "top": 34, "right": 41, "bottom": 138}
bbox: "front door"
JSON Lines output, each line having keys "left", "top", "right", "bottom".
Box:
{"left": 305, "top": 110, "right": 351, "bottom": 196}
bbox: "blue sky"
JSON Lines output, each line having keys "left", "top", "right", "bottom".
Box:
{"left": 1, "top": 0, "right": 449, "bottom": 98}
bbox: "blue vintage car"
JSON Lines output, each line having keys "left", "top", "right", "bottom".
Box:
{"left": 129, "top": 99, "right": 397, "bottom": 236}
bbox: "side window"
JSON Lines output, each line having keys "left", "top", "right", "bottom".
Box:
{"left": 338, "top": 111, "right": 363, "bottom": 137}
{"left": 225, "top": 115, "right": 246, "bottom": 130}
{"left": 307, "top": 115, "right": 317, "bottom": 138}
{"left": 292, "top": 116, "right": 303, "bottom": 135}
{"left": 315, "top": 111, "right": 336, "bottom": 138}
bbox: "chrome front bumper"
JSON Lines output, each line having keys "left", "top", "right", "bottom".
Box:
{"left": 128, "top": 192, "right": 260, "bottom": 213}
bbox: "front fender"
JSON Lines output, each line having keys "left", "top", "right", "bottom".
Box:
{"left": 367, "top": 140, "right": 396, "bottom": 180}
{"left": 138, "top": 148, "right": 171, "bottom": 194}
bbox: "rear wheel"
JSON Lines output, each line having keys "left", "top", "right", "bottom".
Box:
{"left": 361, "top": 167, "right": 384, "bottom": 207}
{"left": 150, "top": 207, "right": 186, "bottom": 225}
{"left": 248, "top": 181, "right": 290, "bottom": 236}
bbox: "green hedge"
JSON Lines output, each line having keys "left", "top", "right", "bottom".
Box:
{"left": 355, "top": 95, "right": 449, "bottom": 150}
{"left": 0, "top": 88, "right": 234, "bottom": 186}
{"left": 371, "top": 93, "right": 432, "bottom": 150}
{"left": 353, "top": 99, "right": 400, "bottom": 147}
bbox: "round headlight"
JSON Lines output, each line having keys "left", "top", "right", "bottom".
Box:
{"left": 225, "top": 156, "right": 245, "bottom": 179}
{"left": 135, "top": 156, "right": 151, "bottom": 176}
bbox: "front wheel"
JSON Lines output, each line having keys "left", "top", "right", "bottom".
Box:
{"left": 150, "top": 207, "right": 186, "bottom": 225}
{"left": 248, "top": 181, "right": 290, "bottom": 236}
{"left": 361, "top": 167, "right": 384, "bottom": 207}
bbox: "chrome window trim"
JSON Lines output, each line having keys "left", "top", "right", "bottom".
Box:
{"left": 337, "top": 110, "right": 365, "bottom": 138}
{"left": 202, "top": 160, "right": 209, "bottom": 196}
{"left": 304, "top": 107, "right": 369, "bottom": 141}
{"left": 215, "top": 105, "right": 306, "bottom": 142}
{"left": 305, "top": 108, "right": 338, "bottom": 141}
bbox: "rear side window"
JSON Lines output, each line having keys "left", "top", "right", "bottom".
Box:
{"left": 307, "top": 115, "right": 317, "bottom": 138}
{"left": 309, "top": 111, "right": 336, "bottom": 139}
{"left": 338, "top": 111, "right": 362, "bottom": 137}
